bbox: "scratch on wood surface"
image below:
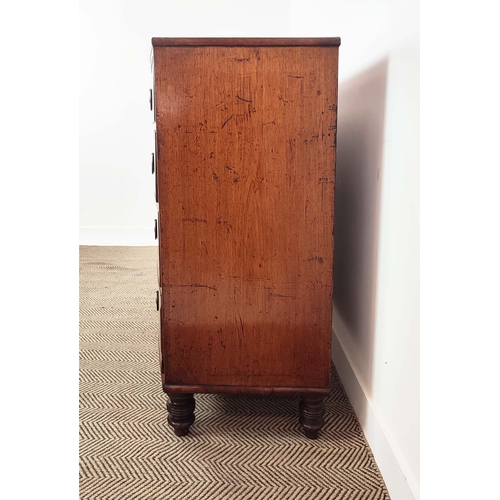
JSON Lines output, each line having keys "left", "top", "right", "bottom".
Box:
{"left": 236, "top": 95, "right": 253, "bottom": 103}
{"left": 278, "top": 95, "right": 291, "bottom": 104}
{"left": 169, "top": 283, "right": 217, "bottom": 291}
{"left": 221, "top": 115, "right": 233, "bottom": 129}
{"left": 182, "top": 218, "right": 207, "bottom": 223}
{"left": 270, "top": 293, "right": 297, "bottom": 298}
{"left": 306, "top": 281, "right": 316, "bottom": 290}
{"left": 307, "top": 256, "right": 324, "bottom": 263}
{"left": 225, "top": 165, "right": 239, "bottom": 175}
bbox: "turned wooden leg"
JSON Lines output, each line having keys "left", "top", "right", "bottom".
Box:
{"left": 166, "top": 392, "right": 195, "bottom": 436}
{"left": 299, "top": 395, "right": 326, "bottom": 439}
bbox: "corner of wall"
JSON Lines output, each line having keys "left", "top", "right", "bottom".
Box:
{"left": 331, "top": 328, "right": 419, "bottom": 500}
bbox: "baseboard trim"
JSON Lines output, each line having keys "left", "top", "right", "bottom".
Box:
{"left": 79, "top": 227, "right": 156, "bottom": 246}
{"left": 331, "top": 329, "right": 419, "bottom": 500}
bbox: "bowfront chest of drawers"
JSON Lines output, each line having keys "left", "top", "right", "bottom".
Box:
{"left": 151, "top": 37, "right": 340, "bottom": 439}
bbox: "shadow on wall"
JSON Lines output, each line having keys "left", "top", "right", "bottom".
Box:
{"left": 333, "top": 58, "right": 389, "bottom": 416}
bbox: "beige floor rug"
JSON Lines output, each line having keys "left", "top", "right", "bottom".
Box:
{"left": 79, "top": 245, "right": 390, "bottom": 499}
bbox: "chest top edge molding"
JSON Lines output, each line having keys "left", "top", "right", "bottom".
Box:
{"left": 151, "top": 37, "right": 341, "bottom": 47}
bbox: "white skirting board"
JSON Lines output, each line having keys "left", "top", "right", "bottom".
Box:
{"left": 79, "top": 227, "right": 156, "bottom": 246}
{"left": 331, "top": 330, "right": 419, "bottom": 500}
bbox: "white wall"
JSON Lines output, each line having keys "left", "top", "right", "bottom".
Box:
{"left": 373, "top": 37, "right": 420, "bottom": 495}
{"left": 80, "top": 2, "right": 419, "bottom": 499}
{"left": 332, "top": 34, "right": 420, "bottom": 500}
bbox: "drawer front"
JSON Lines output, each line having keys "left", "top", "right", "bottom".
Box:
{"left": 153, "top": 131, "right": 158, "bottom": 202}
{"left": 155, "top": 211, "right": 162, "bottom": 287}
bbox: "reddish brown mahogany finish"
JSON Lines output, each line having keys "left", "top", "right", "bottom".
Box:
{"left": 153, "top": 38, "right": 339, "bottom": 437}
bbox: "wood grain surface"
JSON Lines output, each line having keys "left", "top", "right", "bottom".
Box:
{"left": 154, "top": 45, "right": 338, "bottom": 390}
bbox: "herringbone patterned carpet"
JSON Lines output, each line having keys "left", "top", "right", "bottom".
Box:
{"left": 79, "top": 246, "right": 390, "bottom": 500}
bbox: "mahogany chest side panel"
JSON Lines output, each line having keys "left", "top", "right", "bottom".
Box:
{"left": 154, "top": 44, "right": 338, "bottom": 391}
